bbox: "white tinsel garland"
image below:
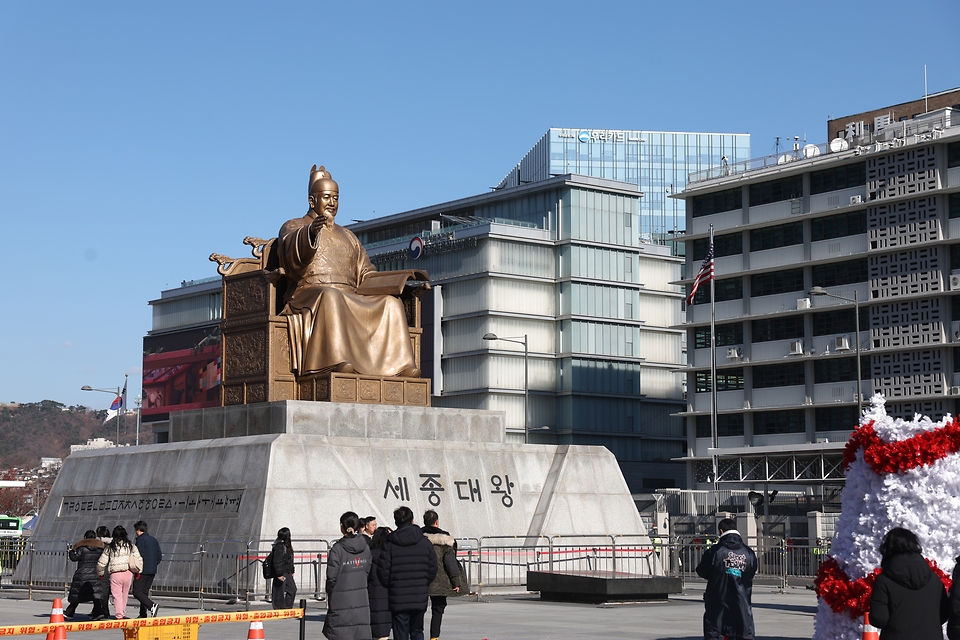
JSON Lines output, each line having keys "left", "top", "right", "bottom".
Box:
{"left": 813, "top": 396, "right": 959, "bottom": 640}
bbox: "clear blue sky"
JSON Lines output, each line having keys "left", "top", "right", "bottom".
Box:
{"left": 1, "top": 1, "right": 956, "bottom": 410}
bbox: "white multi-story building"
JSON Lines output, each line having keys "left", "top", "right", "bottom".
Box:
{"left": 678, "top": 96, "right": 960, "bottom": 495}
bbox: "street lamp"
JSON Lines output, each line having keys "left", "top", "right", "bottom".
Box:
{"left": 483, "top": 333, "right": 530, "bottom": 443}
{"left": 81, "top": 382, "right": 124, "bottom": 447}
{"left": 809, "top": 287, "right": 863, "bottom": 408}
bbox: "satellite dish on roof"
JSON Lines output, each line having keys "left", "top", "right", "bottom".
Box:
{"left": 803, "top": 144, "right": 821, "bottom": 159}
{"left": 777, "top": 154, "right": 792, "bottom": 165}
{"left": 829, "top": 138, "right": 850, "bottom": 153}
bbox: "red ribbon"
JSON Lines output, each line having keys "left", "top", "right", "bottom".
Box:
{"left": 843, "top": 417, "right": 960, "bottom": 475}
{"left": 815, "top": 556, "right": 952, "bottom": 618}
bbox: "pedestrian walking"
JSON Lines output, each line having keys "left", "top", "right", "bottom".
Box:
{"left": 95, "top": 526, "right": 113, "bottom": 618}
{"left": 132, "top": 520, "right": 162, "bottom": 618}
{"left": 96, "top": 525, "right": 143, "bottom": 620}
{"left": 368, "top": 526, "right": 393, "bottom": 640}
{"left": 269, "top": 527, "right": 297, "bottom": 609}
{"left": 421, "top": 510, "right": 463, "bottom": 640}
{"left": 64, "top": 530, "right": 107, "bottom": 620}
{"left": 870, "top": 527, "right": 948, "bottom": 640}
{"left": 322, "top": 512, "right": 372, "bottom": 640}
{"left": 377, "top": 506, "right": 437, "bottom": 640}
{"left": 695, "top": 517, "right": 757, "bottom": 640}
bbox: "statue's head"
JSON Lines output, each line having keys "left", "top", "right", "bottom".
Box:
{"left": 308, "top": 164, "right": 339, "bottom": 222}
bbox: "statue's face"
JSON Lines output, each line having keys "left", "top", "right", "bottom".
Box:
{"left": 310, "top": 188, "right": 339, "bottom": 220}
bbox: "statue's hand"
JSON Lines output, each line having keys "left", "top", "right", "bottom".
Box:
{"left": 310, "top": 213, "right": 328, "bottom": 239}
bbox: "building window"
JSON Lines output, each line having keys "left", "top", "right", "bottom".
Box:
{"left": 692, "top": 232, "right": 743, "bottom": 260}
{"left": 696, "top": 413, "right": 745, "bottom": 438}
{"left": 692, "top": 187, "right": 742, "bottom": 218}
{"left": 811, "top": 210, "right": 867, "bottom": 241}
{"left": 640, "top": 440, "right": 685, "bottom": 463}
{"left": 695, "top": 323, "right": 743, "bottom": 349}
{"left": 814, "top": 357, "right": 860, "bottom": 383}
{"left": 754, "top": 409, "right": 805, "bottom": 435}
{"left": 810, "top": 162, "right": 866, "bottom": 195}
{"left": 695, "top": 368, "right": 744, "bottom": 393}
{"left": 750, "top": 222, "right": 803, "bottom": 252}
{"left": 816, "top": 406, "right": 859, "bottom": 432}
{"left": 752, "top": 316, "right": 804, "bottom": 342}
{"left": 751, "top": 269, "right": 804, "bottom": 297}
{"left": 749, "top": 175, "right": 803, "bottom": 207}
{"left": 811, "top": 258, "right": 868, "bottom": 288}
{"left": 949, "top": 141, "right": 960, "bottom": 169}
{"left": 692, "top": 277, "right": 743, "bottom": 305}
{"left": 753, "top": 362, "right": 805, "bottom": 388}
{"left": 813, "top": 308, "right": 870, "bottom": 336}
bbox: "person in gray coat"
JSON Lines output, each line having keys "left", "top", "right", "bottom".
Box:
{"left": 323, "top": 511, "right": 372, "bottom": 640}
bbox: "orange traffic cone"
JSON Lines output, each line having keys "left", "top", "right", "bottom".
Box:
{"left": 862, "top": 612, "right": 879, "bottom": 640}
{"left": 246, "top": 621, "right": 265, "bottom": 640}
{"left": 46, "top": 598, "right": 66, "bottom": 640}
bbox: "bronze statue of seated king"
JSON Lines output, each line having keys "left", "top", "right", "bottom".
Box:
{"left": 211, "top": 165, "right": 430, "bottom": 406}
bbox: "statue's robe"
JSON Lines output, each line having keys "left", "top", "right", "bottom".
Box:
{"left": 278, "top": 213, "right": 416, "bottom": 376}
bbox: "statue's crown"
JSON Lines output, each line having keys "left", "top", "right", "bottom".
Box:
{"left": 308, "top": 164, "right": 337, "bottom": 193}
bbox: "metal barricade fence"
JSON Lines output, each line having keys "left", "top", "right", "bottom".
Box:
{"left": 11, "top": 534, "right": 835, "bottom": 600}
{"left": 475, "top": 536, "right": 549, "bottom": 594}
{"left": 667, "top": 536, "right": 829, "bottom": 585}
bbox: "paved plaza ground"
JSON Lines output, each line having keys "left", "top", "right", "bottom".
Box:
{"left": 0, "top": 582, "right": 817, "bottom": 640}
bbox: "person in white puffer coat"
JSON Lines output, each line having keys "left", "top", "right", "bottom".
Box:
{"left": 96, "top": 525, "right": 143, "bottom": 620}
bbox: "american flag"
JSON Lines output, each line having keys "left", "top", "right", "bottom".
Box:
{"left": 687, "top": 242, "right": 714, "bottom": 304}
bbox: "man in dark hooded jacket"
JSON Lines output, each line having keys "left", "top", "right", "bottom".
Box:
{"left": 377, "top": 506, "right": 437, "bottom": 640}
{"left": 696, "top": 518, "right": 758, "bottom": 640}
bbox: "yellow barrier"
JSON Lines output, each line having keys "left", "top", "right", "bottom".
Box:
{"left": 0, "top": 608, "right": 303, "bottom": 636}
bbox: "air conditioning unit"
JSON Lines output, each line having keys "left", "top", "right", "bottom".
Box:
{"left": 951, "top": 274, "right": 960, "bottom": 291}
{"left": 789, "top": 340, "right": 804, "bottom": 356}
{"left": 797, "top": 298, "right": 811, "bottom": 310}
{"left": 849, "top": 195, "right": 863, "bottom": 205}
{"left": 951, "top": 387, "right": 960, "bottom": 396}
{"left": 834, "top": 336, "right": 851, "bottom": 351}
{"left": 726, "top": 347, "right": 742, "bottom": 360}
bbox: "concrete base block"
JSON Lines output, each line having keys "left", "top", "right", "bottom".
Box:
{"left": 527, "top": 571, "right": 683, "bottom": 603}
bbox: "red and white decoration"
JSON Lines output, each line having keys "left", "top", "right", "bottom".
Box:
{"left": 813, "top": 395, "right": 960, "bottom": 639}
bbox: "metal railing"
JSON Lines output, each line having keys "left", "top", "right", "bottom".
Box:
{"left": 665, "top": 536, "right": 831, "bottom": 591}
{"left": 7, "top": 534, "right": 833, "bottom": 603}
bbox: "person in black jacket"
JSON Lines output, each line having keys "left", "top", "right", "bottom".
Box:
{"left": 133, "top": 520, "right": 163, "bottom": 618}
{"left": 948, "top": 554, "right": 960, "bottom": 640}
{"left": 377, "top": 506, "right": 437, "bottom": 640}
{"left": 368, "top": 527, "right": 393, "bottom": 640}
{"left": 270, "top": 527, "right": 297, "bottom": 609}
{"left": 870, "top": 527, "right": 948, "bottom": 640}
{"left": 695, "top": 518, "right": 758, "bottom": 640}
{"left": 65, "top": 530, "right": 107, "bottom": 620}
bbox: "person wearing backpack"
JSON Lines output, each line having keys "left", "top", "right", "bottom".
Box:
{"left": 269, "top": 527, "right": 296, "bottom": 609}
{"left": 96, "top": 525, "right": 143, "bottom": 620}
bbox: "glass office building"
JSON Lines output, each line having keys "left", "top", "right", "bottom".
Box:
{"left": 351, "top": 174, "right": 687, "bottom": 491}
{"left": 498, "top": 129, "right": 750, "bottom": 245}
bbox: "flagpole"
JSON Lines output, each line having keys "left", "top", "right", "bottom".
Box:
{"left": 709, "top": 224, "right": 719, "bottom": 508}
{"left": 121, "top": 374, "right": 128, "bottom": 447}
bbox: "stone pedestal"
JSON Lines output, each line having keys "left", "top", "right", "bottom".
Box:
{"left": 21, "top": 402, "right": 653, "bottom": 589}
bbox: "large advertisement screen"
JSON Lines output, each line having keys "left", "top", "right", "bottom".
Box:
{"left": 142, "top": 326, "right": 221, "bottom": 417}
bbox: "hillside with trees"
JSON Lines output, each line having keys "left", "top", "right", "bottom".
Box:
{"left": 0, "top": 401, "right": 114, "bottom": 467}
